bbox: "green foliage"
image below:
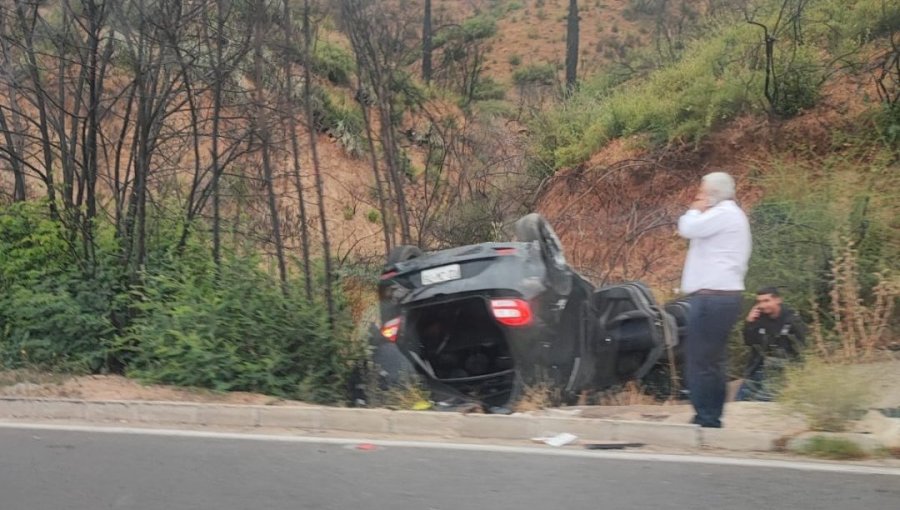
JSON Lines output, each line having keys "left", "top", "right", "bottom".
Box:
{"left": 310, "top": 87, "right": 364, "bottom": 155}
{"left": 0, "top": 203, "right": 356, "bottom": 404}
{"left": 117, "top": 256, "right": 349, "bottom": 403}
{"left": 813, "top": 0, "right": 900, "bottom": 47}
{"left": 427, "top": 196, "right": 512, "bottom": 248}
{"left": 0, "top": 202, "right": 118, "bottom": 372}
{"left": 779, "top": 359, "right": 874, "bottom": 431}
{"left": 533, "top": 24, "right": 759, "bottom": 168}
{"left": 471, "top": 76, "right": 507, "bottom": 101}
{"left": 531, "top": 0, "right": 896, "bottom": 171}
{"left": 473, "top": 99, "right": 517, "bottom": 119}
{"left": 770, "top": 46, "right": 822, "bottom": 117}
{"left": 746, "top": 143, "right": 900, "bottom": 312}
{"left": 799, "top": 435, "right": 869, "bottom": 459}
{"left": 872, "top": 103, "right": 900, "bottom": 149}
{"left": 434, "top": 14, "right": 497, "bottom": 49}
{"left": 512, "top": 63, "right": 557, "bottom": 87}
{"left": 508, "top": 54, "right": 522, "bottom": 66}
{"left": 311, "top": 41, "right": 356, "bottom": 87}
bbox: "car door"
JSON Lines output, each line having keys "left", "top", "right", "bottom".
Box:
{"left": 590, "top": 282, "right": 679, "bottom": 389}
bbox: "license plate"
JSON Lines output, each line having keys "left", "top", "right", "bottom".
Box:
{"left": 420, "top": 264, "right": 461, "bottom": 285}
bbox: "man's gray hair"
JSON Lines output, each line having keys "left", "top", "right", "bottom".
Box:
{"left": 702, "top": 171, "right": 736, "bottom": 203}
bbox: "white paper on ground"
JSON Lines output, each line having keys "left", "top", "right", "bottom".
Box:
{"left": 531, "top": 432, "right": 578, "bottom": 447}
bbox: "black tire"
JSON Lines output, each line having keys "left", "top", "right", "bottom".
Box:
{"left": 514, "top": 213, "right": 572, "bottom": 295}
{"left": 386, "top": 244, "right": 423, "bottom": 266}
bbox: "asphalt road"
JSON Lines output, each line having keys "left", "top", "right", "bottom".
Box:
{"left": 1, "top": 425, "right": 898, "bottom": 510}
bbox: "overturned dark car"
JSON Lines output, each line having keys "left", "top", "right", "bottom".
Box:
{"left": 368, "top": 214, "right": 688, "bottom": 410}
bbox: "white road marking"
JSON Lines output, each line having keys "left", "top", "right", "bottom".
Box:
{"left": 2, "top": 420, "right": 899, "bottom": 476}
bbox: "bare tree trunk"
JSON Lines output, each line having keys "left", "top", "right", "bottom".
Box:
{"left": 253, "top": 0, "right": 288, "bottom": 294}
{"left": 282, "top": 0, "right": 314, "bottom": 301}
{"left": 565, "top": 0, "right": 579, "bottom": 93}
{"left": 0, "top": 104, "right": 26, "bottom": 201}
{"left": 378, "top": 97, "right": 412, "bottom": 244}
{"left": 302, "top": 0, "right": 335, "bottom": 321}
{"left": 81, "top": 0, "right": 112, "bottom": 269}
{"left": 340, "top": 0, "right": 412, "bottom": 245}
{"left": 112, "top": 82, "right": 137, "bottom": 237}
{"left": 356, "top": 86, "right": 393, "bottom": 254}
{"left": 13, "top": 0, "right": 58, "bottom": 218}
{"left": 211, "top": 0, "right": 225, "bottom": 267}
{"left": 422, "top": 0, "right": 432, "bottom": 84}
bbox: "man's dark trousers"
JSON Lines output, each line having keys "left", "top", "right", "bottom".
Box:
{"left": 686, "top": 293, "right": 743, "bottom": 428}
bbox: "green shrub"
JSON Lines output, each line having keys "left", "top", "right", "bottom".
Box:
{"left": 0, "top": 202, "right": 119, "bottom": 372}
{"left": 799, "top": 436, "right": 869, "bottom": 460}
{"left": 533, "top": 23, "right": 759, "bottom": 168}
{"left": 779, "top": 359, "right": 874, "bottom": 431}
{"left": 513, "top": 63, "right": 557, "bottom": 87}
{"left": 310, "top": 87, "right": 364, "bottom": 155}
{"left": 311, "top": 41, "right": 355, "bottom": 87}
{"left": 471, "top": 76, "right": 507, "bottom": 101}
{"left": 771, "top": 46, "right": 822, "bottom": 117}
{"left": 746, "top": 145, "right": 900, "bottom": 312}
{"left": 117, "top": 256, "right": 350, "bottom": 403}
{"left": 873, "top": 104, "right": 900, "bottom": 149}
{"left": 0, "top": 202, "right": 356, "bottom": 404}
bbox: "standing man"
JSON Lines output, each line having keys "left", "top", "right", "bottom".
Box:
{"left": 678, "top": 172, "right": 751, "bottom": 428}
{"left": 737, "top": 287, "right": 806, "bottom": 401}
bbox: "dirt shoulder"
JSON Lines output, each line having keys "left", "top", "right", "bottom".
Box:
{"left": 0, "top": 371, "right": 309, "bottom": 407}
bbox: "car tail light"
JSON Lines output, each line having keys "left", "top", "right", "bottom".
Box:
{"left": 381, "top": 317, "right": 401, "bottom": 342}
{"left": 380, "top": 270, "right": 398, "bottom": 280}
{"left": 493, "top": 247, "right": 517, "bottom": 255}
{"left": 490, "top": 299, "right": 533, "bottom": 327}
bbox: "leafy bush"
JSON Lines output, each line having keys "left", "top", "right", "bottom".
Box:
{"left": 471, "top": 76, "right": 506, "bottom": 101}
{"left": 117, "top": 256, "right": 350, "bottom": 403}
{"left": 0, "top": 202, "right": 119, "bottom": 371}
{"left": 312, "top": 41, "right": 355, "bottom": 87}
{"left": 799, "top": 435, "right": 869, "bottom": 460}
{"left": 310, "top": 87, "right": 365, "bottom": 155}
{"left": 0, "top": 202, "right": 357, "bottom": 404}
{"left": 512, "top": 63, "right": 557, "bottom": 87}
{"left": 770, "top": 46, "right": 822, "bottom": 117}
{"left": 873, "top": 103, "right": 900, "bottom": 149}
{"left": 746, "top": 144, "right": 900, "bottom": 315}
{"left": 779, "top": 359, "right": 874, "bottom": 431}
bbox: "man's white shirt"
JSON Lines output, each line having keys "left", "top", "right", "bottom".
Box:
{"left": 677, "top": 200, "right": 751, "bottom": 294}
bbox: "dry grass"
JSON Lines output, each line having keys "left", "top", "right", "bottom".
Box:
{"left": 779, "top": 359, "right": 875, "bottom": 431}
{"left": 514, "top": 380, "right": 561, "bottom": 413}
{"left": 820, "top": 239, "right": 899, "bottom": 361}
{"left": 592, "top": 382, "right": 659, "bottom": 406}
{"left": 362, "top": 368, "right": 432, "bottom": 411}
{"left": 780, "top": 240, "right": 898, "bottom": 431}
{"left": 0, "top": 370, "right": 69, "bottom": 388}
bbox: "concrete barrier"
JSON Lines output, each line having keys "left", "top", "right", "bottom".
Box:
{"left": 0, "top": 397, "right": 798, "bottom": 452}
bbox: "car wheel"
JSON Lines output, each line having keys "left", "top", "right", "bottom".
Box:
{"left": 514, "top": 213, "right": 572, "bottom": 296}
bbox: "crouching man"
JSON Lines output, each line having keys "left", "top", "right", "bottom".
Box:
{"left": 737, "top": 287, "right": 806, "bottom": 401}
